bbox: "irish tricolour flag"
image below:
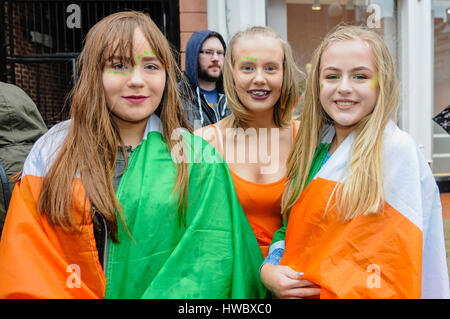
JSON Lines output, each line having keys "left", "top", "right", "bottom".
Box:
{"left": 281, "top": 121, "right": 449, "bottom": 298}
{"left": 0, "top": 115, "right": 267, "bottom": 299}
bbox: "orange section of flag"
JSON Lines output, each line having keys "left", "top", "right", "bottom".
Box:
{"left": 281, "top": 177, "right": 422, "bottom": 299}
{"left": 0, "top": 175, "right": 106, "bottom": 299}
{"left": 441, "top": 193, "right": 450, "bottom": 219}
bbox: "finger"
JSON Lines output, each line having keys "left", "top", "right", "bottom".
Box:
{"left": 285, "top": 287, "right": 321, "bottom": 298}
{"left": 297, "top": 279, "right": 320, "bottom": 287}
{"left": 279, "top": 266, "right": 303, "bottom": 280}
{"left": 281, "top": 278, "right": 318, "bottom": 289}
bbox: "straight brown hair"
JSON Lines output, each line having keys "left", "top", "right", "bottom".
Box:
{"left": 38, "top": 11, "right": 191, "bottom": 242}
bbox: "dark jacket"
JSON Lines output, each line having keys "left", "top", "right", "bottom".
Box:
{"left": 180, "top": 30, "right": 231, "bottom": 129}
{"left": 0, "top": 82, "right": 47, "bottom": 236}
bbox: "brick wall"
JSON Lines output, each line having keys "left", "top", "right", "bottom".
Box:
{"left": 179, "top": 0, "right": 208, "bottom": 71}
{"left": 4, "top": 2, "right": 72, "bottom": 127}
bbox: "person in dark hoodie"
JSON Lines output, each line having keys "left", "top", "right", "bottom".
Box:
{"left": 180, "top": 30, "right": 231, "bottom": 128}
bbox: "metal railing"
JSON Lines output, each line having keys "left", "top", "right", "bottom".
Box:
{"left": 1, "top": 0, "right": 180, "bottom": 127}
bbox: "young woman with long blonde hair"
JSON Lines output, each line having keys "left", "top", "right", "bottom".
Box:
{"left": 195, "top": 26, "right": 320, "bottom": 298}
{"left": 261, "top": 25, "right": 449, "bottom": 299}
{"left": 0, "top": 11, "right": 266, "bottom": 299}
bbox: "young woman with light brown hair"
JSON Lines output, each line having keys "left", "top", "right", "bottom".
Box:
{"left": 195, "top": 27, "right": 319, "bottom": 299}
{"left": 0, "top": 11, "right": 266, "bottom": 299}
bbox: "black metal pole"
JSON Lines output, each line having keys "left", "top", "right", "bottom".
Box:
{"left": 8, "top": 0, "right": 15, "bottom": 84}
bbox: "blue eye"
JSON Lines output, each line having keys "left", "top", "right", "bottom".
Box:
{"left": 144, "top": 64, "right": 159, "bottom": 70}
{"left": 242, "top": 65, "right": 254, "bottom": 72}
{"left": 113, "top": 63, "right": 126, "bottom": 70}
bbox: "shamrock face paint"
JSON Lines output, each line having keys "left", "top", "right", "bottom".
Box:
{"left": 108, "top": 50, "right": 156, "bottom": 74}
{"left": 102, "top": 28, "right": 166, "bottom": 126}
{"left": 239, "top": 56, "right": 258, "bottom": 62}
{"left": 232, "top": 34, "right": 284, "bottom": 115}
{"left": 319, "top": 39, "right": 378, "bottom": 130}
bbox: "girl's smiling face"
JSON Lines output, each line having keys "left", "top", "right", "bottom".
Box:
{"left": 102, "top": 27, "right": 166, "bottom": 128}
{"left": 232, "top": 35, "right": 284, "bottom": 116}
{"left": 319, "top": 39, "right": 379, "bottom": 133}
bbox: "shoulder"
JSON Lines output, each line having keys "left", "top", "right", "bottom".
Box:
{"left": 383, "top": 121, "right": 418, "bottom": 159}
{"left": 193, "top": 124, "right": 220, "bottom": 150}
{"left": 381, "top": 122, "right": 439, "bottom": 232}
{"left": 178, "top": 130, "right": 225, "bottom": 166}
{"left": 22, "top": 120, "right": 71, "bottom": 178}
{"left": 381, "top": 120, "right": 436, "bottom": 194}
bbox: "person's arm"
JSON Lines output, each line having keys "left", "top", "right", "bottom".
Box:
{"left": 260, "top": 221, "right": 320, "bottom": 299}
{"left": 260, "top": 264, "right": 320, "bottom": 299}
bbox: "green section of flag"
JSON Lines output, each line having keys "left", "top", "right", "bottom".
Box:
{"left": 105, "top": 131, "right": 267, "bottom": 299}
{"left": 270, "top": 141, "right": 331, "bottom": 245}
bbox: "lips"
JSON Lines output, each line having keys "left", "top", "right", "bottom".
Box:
{"left": 334, "top": 99, "right": 358, "bottom": 109}
{"left": 123, "top": 95, "right": 148, "bottom": 104}
{"left": 248, "top": 89, "right": 270, "bottom": 100}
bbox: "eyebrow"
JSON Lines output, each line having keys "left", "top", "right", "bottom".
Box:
{"left": 140, "top": 56, "right": 160, "bottom": 62}
{"left": 322, "top": 66, "right": 373, "bottom": 72}
{"left": 107, "top": 55, "right": 160, "bottom": 63}
{"left": 238, "top": 58, "right": 281, "bottom": 65}
{"left": 201, "top": 48, "right": 224, "bottom": 51}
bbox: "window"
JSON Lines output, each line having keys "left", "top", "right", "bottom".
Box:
{"left": 286, "top": 0, "right": 397, "bottom": 116}
{"left": 432, "top": 0, "right": 450, "bottom": 174}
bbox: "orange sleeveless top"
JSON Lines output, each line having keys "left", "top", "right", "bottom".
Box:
{"left": 210, "top": 121, "right": 297, "bottom": 258}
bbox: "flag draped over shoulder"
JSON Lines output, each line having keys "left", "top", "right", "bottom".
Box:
{"left": 281, "top": 121, "right": 449, "bottom": 299}
{"left": 0, "top": 121, "right": 106, "bottom": 298}
{"left": 0, "top": 115, "right": 267, "bottom": 299}
{"left": 104, "top": 115, "right": 266, "bottom": 299}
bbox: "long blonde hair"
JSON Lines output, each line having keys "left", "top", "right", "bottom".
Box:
{"left": 281, "top": 25, "right": 399, "bottom": 221}
{"left": 223, "top": 26, "right": 301, "bottom": 129}
{"left": 38, "top": 11, "right": 190, "bottom": 242}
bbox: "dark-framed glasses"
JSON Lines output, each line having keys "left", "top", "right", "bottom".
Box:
{"left": 199, "top": 49, "right": 224, "bottom": 57}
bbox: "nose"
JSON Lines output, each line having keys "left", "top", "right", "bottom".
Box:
{"left": 337, "top": 76, "right": 352, "bottom": 94}
{"left": 211, "top": 52, "right": 220, "bottom": 62}
{"left": 128, "top": 67, "right": 144, "bottom": 87}
{"left": 253, "top": 68, "right": 266, "bottom": 85}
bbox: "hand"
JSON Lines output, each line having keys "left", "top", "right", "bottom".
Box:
{"left": 260, "top": 264, "right": 321, "bottom": 299}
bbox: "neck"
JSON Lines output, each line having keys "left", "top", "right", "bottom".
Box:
{"left": 331, "top": 123, "right": 355, "bottom": 152}
{"left": 246, "top": 109, "right": 277, "bottom": 131}
{"left": 112, "top": 116, "right": 148, "bottom": 149}
{"left": 198, "top": 79, "right": 217, "bottom": 91}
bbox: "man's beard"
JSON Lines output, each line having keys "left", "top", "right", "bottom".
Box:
{"left": 198, "top": 65, "right": 221, "bottom": 83}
